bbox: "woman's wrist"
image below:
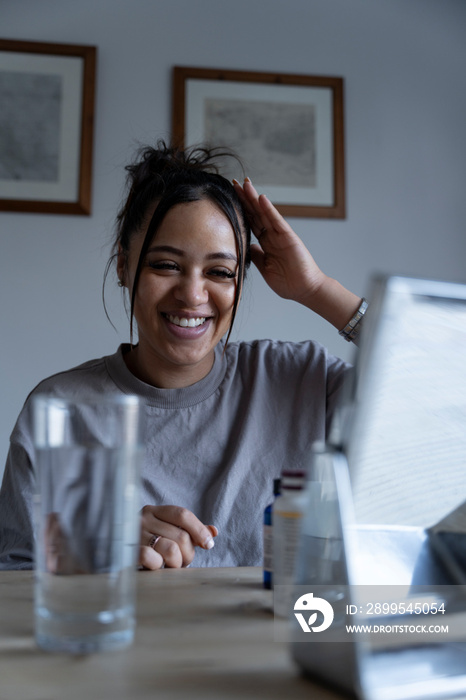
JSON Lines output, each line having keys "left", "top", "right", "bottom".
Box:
{"left": 300, "top": 275, "right": 363, "bottom": 332}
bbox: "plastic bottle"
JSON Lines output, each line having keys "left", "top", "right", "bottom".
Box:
{"left": 272, "top": 468, "right": 308, "bottom": 617}
{"left": 294, "top": 442, "right": 347, "bottom": 588}
{"left": 263, "top": 478, "right": 281, "bottom": 589}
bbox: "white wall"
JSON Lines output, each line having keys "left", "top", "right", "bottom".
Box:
{"left": 1, "top": 0, "right": 466, "bottom": 477}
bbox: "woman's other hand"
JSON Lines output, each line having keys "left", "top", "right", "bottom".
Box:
{"left": 233, "top": 178, "right": 362, "bottom": 332}
{"left": 139, "top": 505, "right": 218, "bottom": 570}
{"left": 234, "top": 177, "right": 325, "bottom": 305}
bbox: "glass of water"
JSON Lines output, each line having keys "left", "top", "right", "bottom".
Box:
{"left": 32, "top": 394, "right": 145, "bottom": 654}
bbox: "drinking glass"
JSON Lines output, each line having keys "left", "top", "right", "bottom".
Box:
{"left": 33, "top": 394, "right": 144, "bottom": 653}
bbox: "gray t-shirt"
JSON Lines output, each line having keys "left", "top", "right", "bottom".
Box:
{"left": 0, "top": 339, "right": 349, "bottom": 569}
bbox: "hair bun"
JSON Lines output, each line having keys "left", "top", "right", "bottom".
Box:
{"left": 126, "top": 139, "right": 240, "bottom": 184}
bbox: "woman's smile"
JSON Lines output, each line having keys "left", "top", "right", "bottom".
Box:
{"left": 165, "top": 314, "right": 207, "bottom": 328}
{"left": 162, "top": 312, "right": 212, "bottom": 339}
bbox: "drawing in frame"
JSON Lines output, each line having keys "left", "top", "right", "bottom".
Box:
{"left": 172, "top": 66, "right": 345, "bottom": 218}
{"left": 0, "top": 39, "right": 96, "bottom": 215}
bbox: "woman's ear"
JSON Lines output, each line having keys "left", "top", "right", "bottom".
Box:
{"left": 116, "top": 244, "right": 127, "bottom": 287}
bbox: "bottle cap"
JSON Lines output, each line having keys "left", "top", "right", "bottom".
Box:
{"left": 281, "top": 469, "right": 306, "bottom": 490}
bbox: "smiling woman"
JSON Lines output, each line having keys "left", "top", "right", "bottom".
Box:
{"left": 111, "top": 144, "right": 251, "bottom": 348}
{"left": 0, "top": 140, "right": 364, "bottom": 572}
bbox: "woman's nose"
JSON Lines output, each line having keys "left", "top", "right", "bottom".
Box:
{"left": 173, "top": 273, "right": 209, "bottom": 306}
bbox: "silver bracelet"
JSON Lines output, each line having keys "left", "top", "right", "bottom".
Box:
{"left": 338, "top": 298, "right": 368, "bottom": 343}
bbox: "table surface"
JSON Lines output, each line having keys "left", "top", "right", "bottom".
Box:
{"left": 0, "top": 566, "right": 342, "bottom": 700}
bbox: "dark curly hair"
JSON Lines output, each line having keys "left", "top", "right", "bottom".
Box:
{"left": 105, "top": 140, "right": 252, "bottom": 346}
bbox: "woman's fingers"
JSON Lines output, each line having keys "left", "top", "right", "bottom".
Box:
{"left": 233, "top": 178, "right": 270, "bottom": 234}
{"left": 256, "top": 193, "right": 295, "bottom": 236}
{"left": 234, "top": 178, "right": 295, "bottom": 243}
{"left": 207, "top": 525, "right": 218, "bottom": 538}
{"left": 139, "top": 505, "right": 218, "bottom": 570}
{"left": 139, "top": 544, "right": 166, "bottom": 570}
{"left": 249, "top": 243, "right": 267, "bottom": 276}
{"left": 142, "top": 505, "right": 216, "bottom": 549}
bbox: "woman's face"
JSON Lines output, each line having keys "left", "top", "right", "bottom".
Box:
{"left": 120, "top": 198, "right": 241, "bottom": 388}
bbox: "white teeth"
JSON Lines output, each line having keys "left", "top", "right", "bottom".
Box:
{"left": 167, "top": 315, "right": 206, "bottom": 328}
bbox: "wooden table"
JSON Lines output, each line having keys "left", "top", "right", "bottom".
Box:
{"left": 0, "top": 567, "right": 341, "bottom": 700}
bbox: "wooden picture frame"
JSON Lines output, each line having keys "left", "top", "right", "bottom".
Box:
{"left": 0, "top": 39, "right": 96, "bottom": 215}
{"left": 172, "top": 66, "right": 345, "bottom": 219}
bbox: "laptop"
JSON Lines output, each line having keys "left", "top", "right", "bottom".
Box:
{"left": 291, "top": 274, "right": 466, "bottom": 699}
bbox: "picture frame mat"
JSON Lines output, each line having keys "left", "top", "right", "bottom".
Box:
{"left": 0, "top": 50, "right": 83, "bottom": 202}
{"left": 185, "top": 78, "right": 334, "bottom": 207}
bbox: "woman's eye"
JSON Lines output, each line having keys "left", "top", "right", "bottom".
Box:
{"left": 147, "top": 261, "right": 178, "bottom": 271}
{"left": 210, "top": 268, "right": 236, "bottom": 280}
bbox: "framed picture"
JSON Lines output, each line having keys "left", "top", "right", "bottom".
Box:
{"left": 172, "top": 66, "right": 345, "bottom": 219}
{"left": 0, "top": 39, "right": 96, "bottom": 215}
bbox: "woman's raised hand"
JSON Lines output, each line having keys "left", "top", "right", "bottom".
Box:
{"left": 233, "top": 178, "right": 326, "bottom": 306}
{"left": 139, "top": 505, "right": 218, "bottom": 570}
{"left": 233, "top": 178, "right": 362, "bottom": 332}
